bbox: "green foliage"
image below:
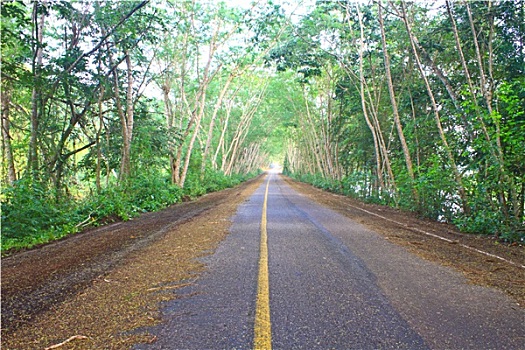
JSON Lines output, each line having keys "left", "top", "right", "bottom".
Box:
{"left": 1, "top": 179, "right": 81, "bottom": 251}
{"left": 79, "top": 174, "right": 183, "bottom": 223}
{"left": 1, "top": 0, "right": 31, "bottom": 79}
{"left": 413, "top": 155, "right": 459, "bottom": 221}
{"left": 1, "top": 170, "right": 256, "bottom": 253}
{"left": 184, "top": 169, "right": 256, "bottom": 199}
{"left": 453, "top": 188, "right": 517, "bottom": 242}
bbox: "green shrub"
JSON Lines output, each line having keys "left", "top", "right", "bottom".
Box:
{"left": 1, "top": 179, "right": 78, "bottom": 239}
{"left": 2, "top": 171, "right": 254, "bottom": 253}
{"left": 79, "top": 185, "right": 134, "bottom": 223}
{"left": 1, "top": 179, "right": 82, "bottom": 251}
{"left": 126, "top": 174, "right": 183, "bottom": 212}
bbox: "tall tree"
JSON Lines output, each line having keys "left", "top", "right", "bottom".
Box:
{"left": 377, "top": 1, "right": 418, "bottom": 202}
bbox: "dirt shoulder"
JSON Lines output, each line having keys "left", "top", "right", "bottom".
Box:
{"left": 283, "top": 177, "right": 525, "bottom": 306}
{"left": 2, "top": 176, "right": 263, "bottom": 349}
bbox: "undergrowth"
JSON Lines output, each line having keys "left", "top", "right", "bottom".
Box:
{"left": 1, "top": 170, "right": 256, "bottom": 253}
{"left": 288, "top": 172, "right": 524, "bottom": 243}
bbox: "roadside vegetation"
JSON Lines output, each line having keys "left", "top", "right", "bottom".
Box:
{"left": 277, "top": 1, "right": 525, "bottom": 243}
{"left": 1, "top": 170, "right": 253, "bottom": 252}
{"left": 1, "top": 0, "right": 524, "bottom": 250}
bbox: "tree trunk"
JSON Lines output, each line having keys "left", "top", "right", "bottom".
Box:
{"left": 361, "top": 55, "right": 397, "bottom": 192}
{"left": 1, "top": 87, "right": 17, "bottom": 184}
{"left": 446, "top": 1, "right": 495, "bottom": 150}
{"left": 302, "top": 88, "right": 325, "bottom": 177}
{"left": 415, "top": 39, "right": 472, "bottom": 139}
{"left": 399, "top": 1, "right": 470, "bottom": 215}
{"left": 96, "top": 86, "right": 105, "bottom": 191}
{"left": 121, "top": 51, "right": 134, "bottom": 179}
{"left": 162, "top": 78, "right": 178, "bottom": 185}
{"left": 213, "top": 100, "right": 233, "bottom": 170}
{"left": 112, "top": 51, "right": 133, "bottom": 182}
{"left": 465, "top": 1, "right": 493, "bottom": 115}
{"left": 355, "top": 4, "right": 385, "bottom": 190}
{"left": 28, "top": 1, "right": 45, "bottom": 179}
{"left": 378, "top": 2, "right": 418, "bottom": 202}
{"left": 178, "top": 87, "right": 208, "bottom": 187}
{"left": 200, "top": 72, "right": 235, "bottom": 176}
{"left": 224, "top": 107, "right": 255, "bottom": 176}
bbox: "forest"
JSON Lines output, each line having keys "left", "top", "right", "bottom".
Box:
{"left": 1, "top": 0, "right": 524, "bottom": 251}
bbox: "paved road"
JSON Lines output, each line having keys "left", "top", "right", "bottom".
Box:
{"left": 137, "top": 174, "right": 524, "bottom": 349}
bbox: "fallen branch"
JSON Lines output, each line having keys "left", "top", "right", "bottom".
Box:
{"left": 44, "top": 335, "right": 88, "bottom": 349}
{"left": 147, "top": 282, "right": 192, "bottom": 292}
{"left": 76, "top": 205, "right": 102, "bottom": 228}
{"left": 75, "top": 214, "right": 94, "bottom": 228}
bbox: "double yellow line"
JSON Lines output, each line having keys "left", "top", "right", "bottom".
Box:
{"left": 254, "top": 176, "right": 272, "bottom": 349}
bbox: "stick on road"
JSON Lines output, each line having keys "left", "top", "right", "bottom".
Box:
{"left": 137, "top": 173, "right": 524, "bottom": 349}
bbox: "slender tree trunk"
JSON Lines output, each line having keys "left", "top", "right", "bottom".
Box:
{"left": 167, "top": 4, "right": 191, "bottom": 185}
{"left": 121, "top": 51, "right": 134, "bottom": 179}
{"left": 320, "top": 81, "right": 336, "bottom": 179}
{"left": 446, "top": 1, "right": 494, "bottom": 149}
{"left": 516, "top": 181, "right": 525, "bottom": 222}
{"left": 224, "top": 105, "right": 257, "bottom": 175}
{"left": 179, "top": 87, "right": 208, "bottom": 187}
{"left": 302, "top": 87, "right": 325, "bottom": 177}
{"left": 200, "top": 72, "right": 235, "bottom": 176}
{"left": 112, "top": 51, "right": 134, "bottom": 182}
{"left": 161, "top": 76, "right": 177, "bottom": 184}
{"left": 359, "top": 57, "right": 396, "bottom": 191}
{"left": 355, "top": 4, "right": 384, "bottom": 190}
{"left": 1, "top": 87, "right": 16, "bottom": 184}
{"left": 96, "top": 86, "right": 105, "bottom": 191}
{"left": 414, "top": 38, "right": 472, "bottom": 139}
{"left": 399, "top": 1, "right": 470, "bottom": 215}
{"left": 408, "top": 88, "right": 420, "bottom": 170}
{"left": 28, "top": 2, "right": 45, "bottom": 179}
{"left": 368, "top": 78, "right": 396, "bottom": 193}
{"left": 465, "top": 0, "right": 493, "bottom": 115}
{"left": 213, "top": 100, "right": 232, "bottom": 170}
{"left": 105, "top": 121, "right": 111, "bottom": 187}
{"left": 378, "top": 2, "right": 418, "bottom": 202}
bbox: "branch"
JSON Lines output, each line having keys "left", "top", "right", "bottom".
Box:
{"left": 65, "top": 0, "right": 150, "bottom": 76}
{"left": 42, "top": 1, "right": 149, "bottom": 109}
{"left": 61, "top": 141, "right": 96, "bottom": 161}
{"left": 44, "top": 335, "right": 88, "bottom": 350}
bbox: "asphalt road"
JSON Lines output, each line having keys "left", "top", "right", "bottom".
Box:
{"left": 137, "top": 173, "right": 524, "bottom": 349}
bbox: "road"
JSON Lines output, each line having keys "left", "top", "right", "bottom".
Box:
{"left": 137, "top": 173, "right": 524, "bottom": 349}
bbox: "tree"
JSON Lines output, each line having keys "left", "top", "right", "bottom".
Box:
{"left": 377, "top": 1, "right": 418, "bottom": 203}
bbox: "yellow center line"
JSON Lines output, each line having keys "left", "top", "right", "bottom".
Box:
{"left": 254, "top": 175, "right": 272, "bottom": 350}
